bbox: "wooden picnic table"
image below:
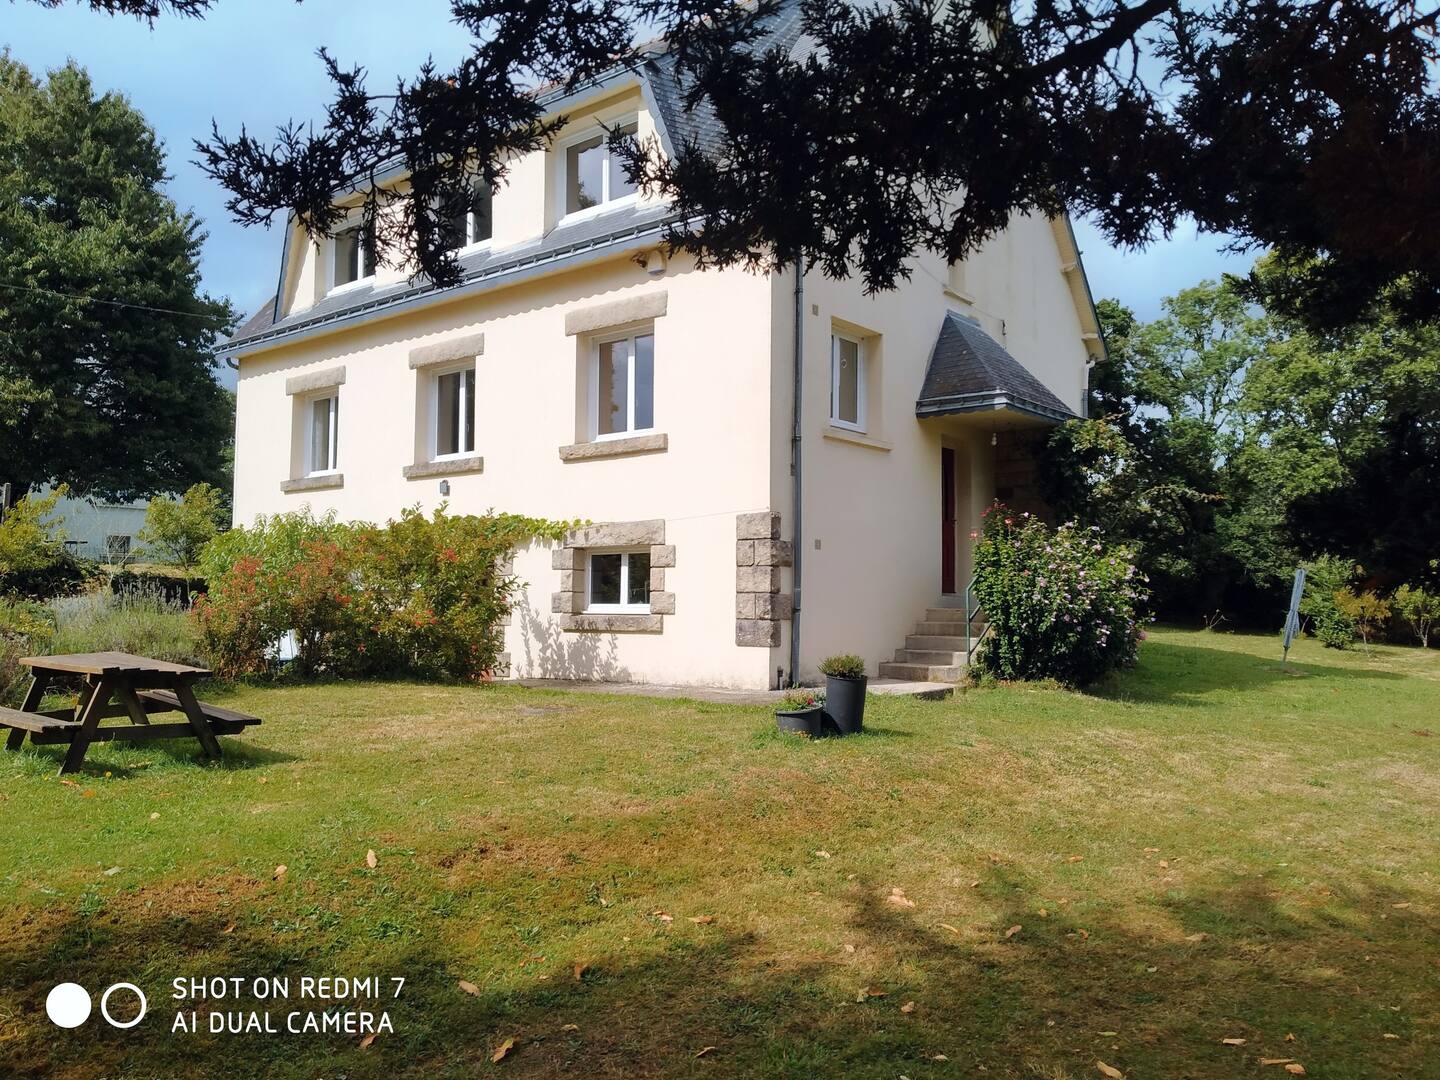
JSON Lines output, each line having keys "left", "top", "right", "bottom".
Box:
{"left": 0, "top": 651, "right": 260, "bottom": 775}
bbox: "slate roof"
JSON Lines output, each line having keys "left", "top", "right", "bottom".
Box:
{"left": 916, "top": 312, "right": 1077, "bottom": 422}
{"left": 222, "top": 1, "right": 810, "bottom": 356}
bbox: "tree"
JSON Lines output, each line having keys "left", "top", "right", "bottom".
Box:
{"left": 172, "top": 0, "right": 1440, "bottom": 330}
{"left": 0, "top": 54, "right": 234, "bottom": 505}
{"left": 1334, "top": 587, "right": 1392, "bottom": 650}
{"left": 138, "top": 482, "right": 226, "bottom": 569}
{"left": 1394, "top": 580, "right": 1439, "bottom": 648}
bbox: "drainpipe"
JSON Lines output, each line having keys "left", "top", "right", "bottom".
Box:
{"left": 788, "top": 255, "right": 805, "bottom": 687}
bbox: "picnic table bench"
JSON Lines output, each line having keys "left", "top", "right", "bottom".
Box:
{"left": 0, "top": 651, "right": 260, "bottom": 775}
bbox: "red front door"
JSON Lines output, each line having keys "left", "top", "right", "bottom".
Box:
{"left": 941, "top": 447, "right": 956, "bottom": 594}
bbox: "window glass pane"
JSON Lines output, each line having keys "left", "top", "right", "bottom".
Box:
{"left": 463, "top": 368, "right": 476, "bottom": 453}
{"left": 470, "top": 185, "right": 493, "bottom": 243}
{"left": 335, "top": 228, "right": 361, "bottom": 285}
{"left": 436, "top": 371, "right": 461, "bottom": 456}
{"left": 633, "top": 333, "right": 654, "bottom": 431}
{"left": 608, "top": 123, "right": 638, "bottom": 201}
{"left": 590, "top": 554, "right": 622, "bottom": 606}
{"left": 836, "top": 337, "right": 860, "bottom": 425}
{"left": 311, "top": 397, "right": 333, "bottom": 472}
{"left": 627, "top": 552, "right": 651, "bottom": 607}
{"left": 597, "top": 339, "right": 629, "bottom": 435}
{"left": 567, "top": 136, "right": 604, "bottom": 213}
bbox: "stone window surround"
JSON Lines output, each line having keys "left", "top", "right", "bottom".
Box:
{"left": 551, "top": 519, "right": 674, "bottom": 633}
{"left": 735, "top": 512, "right": 793, "bottom": 647}
{"left": 561, "top": 292, "right": 670, "bottom": 460}
{"left": 282, "top": 367, "right": 346, "bottom": 492}
{"left": 405, "top": 333, "right": 486, "bottom": 480}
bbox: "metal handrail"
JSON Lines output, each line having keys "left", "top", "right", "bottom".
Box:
{"left": 963, "top": 574, "right": 991, "bottom": 656}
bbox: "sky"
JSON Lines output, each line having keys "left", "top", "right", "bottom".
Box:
{"left": 5, "top": 0, "right": 1255, "bottom": 328}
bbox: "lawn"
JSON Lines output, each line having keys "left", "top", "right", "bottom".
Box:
{"left": 0, "top": 627, "right": 1436, "bottom": 1079}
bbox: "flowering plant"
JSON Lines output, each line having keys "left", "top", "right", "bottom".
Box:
{"left": 779, "top": 688, "right": 825, "bottom": 710}
{"left": 971, "top": 504, "right": 1148, "bottom": 685}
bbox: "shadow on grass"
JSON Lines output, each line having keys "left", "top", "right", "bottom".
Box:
{"left": 11, "top": 737, "right": 296, "bottom": 779}
{"left": 1088, "top": 639, "right": 1405, "bottom": 707}
{"left": 2, "top": 862, "right": 1434, "bottom": 1079}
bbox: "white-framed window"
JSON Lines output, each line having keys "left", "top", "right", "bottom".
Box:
{"left": 830, "top": 333, "right": 866, "bottom": 432}
{"left": 331, "top": 223, "right": 375, "bottom": 290}
{"left": 562, "top": 121, "right": 639, "bottom": 218}
{"left": 441, "top": 184, "right": 493, "bottom": 251}
{"left": 585, "top": 549, "right": 651, "bottom": 613}
{"left": 589, "top": 328, "right": 655, "bottom": 440}
{"left": 430, "top": 363, "right": 477, "bottom": 461}
{"left": 306, "top": 393, "right": 339, "bottom": 476}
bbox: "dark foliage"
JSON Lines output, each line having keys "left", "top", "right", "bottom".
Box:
{"left": 168, "top": 0, "right": 1440, "bottom": 328}
{"left": 108, "top": 569, "right": 207, "bottom": 608}
{"left": 0, "top": 554, "right": 94, "bottom": 602}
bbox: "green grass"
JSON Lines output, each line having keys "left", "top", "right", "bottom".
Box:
{"left": 0, "top": 627, "right": 1436, "bottom": 1079}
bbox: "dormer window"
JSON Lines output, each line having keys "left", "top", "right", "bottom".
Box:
{"left": 563, "top": 121, "right": 638, "bottom": 217}
{"left": 332, "top": 223, "right": 374, "bottom": 290}
{"left": 440, "top": 184, "right": 493, "bottom": 252}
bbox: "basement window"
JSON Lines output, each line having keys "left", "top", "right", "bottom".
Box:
{"left": 585, "top": 550, "right": 651, "bottom": 613}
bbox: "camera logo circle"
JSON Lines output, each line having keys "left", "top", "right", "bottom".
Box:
{"left": 101, "top": 983, "right": 147, "bottom": 1029}
{"left": 45, "top": 983, "right": 91, "bottom": 1029}
{"left": 46, "top": 983, "right": 147, "bottom": 1029}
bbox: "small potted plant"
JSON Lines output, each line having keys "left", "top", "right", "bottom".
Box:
{"left": 820, "top": 654, "right": 867, "bottom": 734}
{"left": 776, "top": 688, "right": 825, "bottom": 737}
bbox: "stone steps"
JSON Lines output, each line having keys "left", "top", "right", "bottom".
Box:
{"left": 893, "top": 648, "right": 967, "bottom": 666}
{"left": 877, "top": 661, "right": 966, "bottom": 682}
{"left": 905, "top": 634, "right": 971, "bottom": 651}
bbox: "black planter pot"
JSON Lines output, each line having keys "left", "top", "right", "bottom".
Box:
{"left": 824, "top": 674, "right": 868, "bottom": 735}
{"left": 776, "top": 706, "right": 824, "bottom": 737}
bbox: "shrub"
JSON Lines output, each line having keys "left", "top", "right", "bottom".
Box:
{"left": 1333, "top": 588, "right": 1391, "bottom": 650}
{"left": 1300, "top": 556, "right": 1356, "bottom": 649}
{"left": 109, "top": 568, "right": 207, "bottom": 608}
{"left": 0, "top": 599, "right": 54, "bottom": 706}
{"left": 139, "top": 482, "right": 227, "bottom": 569}
{"left": 1394, "top": 582, "right": 1439, "bottom": 648}
{"left": 971, "top": 505, "right": 1147, "bottom": 686}
{"left": 780, "top": 688, "right": 825, "bottom": 710}
{"left": 0, "top": 486, "right": 92, "bottom": 600}
{"left": 818, "top": 654, "right": 866, "bottom": 680}
{"left": 48, "top": 589, "right": 204, "bottom": 666}
{"left": 195, "top": 505, "right": 572, "bottom": 681}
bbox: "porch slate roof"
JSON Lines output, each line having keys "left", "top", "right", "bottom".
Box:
{"left": 916, "top": 312, "right": 1077, "bottom": 423}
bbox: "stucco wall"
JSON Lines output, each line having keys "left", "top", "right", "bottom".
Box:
{"left": 233, "top": 252, "right": 780, "bottom": 689}
{"left": 778, "top": 212, "right": 1090, "bottom": 681}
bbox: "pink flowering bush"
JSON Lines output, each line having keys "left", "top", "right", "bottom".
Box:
{"left": 972, "top": 504, "right": 1148, "bottom": 685}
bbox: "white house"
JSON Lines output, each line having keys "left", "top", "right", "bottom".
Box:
{"left": 220, "top": 13, "right": 1104, "bottom": 690}
{"left": 31, "top": 483, "right": 148, "bottom": 563}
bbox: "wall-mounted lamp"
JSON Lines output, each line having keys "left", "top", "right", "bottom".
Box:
{"left": 643, "top": 249, "right": 667, "bottom": 278}
{"left": 439, "top": 480, "right": 451, "bottom": 497}
{"left": 990, "top": 431, "right": 998, "bottom": 447}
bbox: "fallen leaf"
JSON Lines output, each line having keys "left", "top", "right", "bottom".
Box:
{"left": 843, "top": 943, "right": 855, "bottom": 953}
{"left": 273, "top": 864, "right": 287, "bottom": 880}
{"left": 1066, "top": 855, "right": 1084, "bottom": 863}
{"left": 1391, "top": 902, "right": 1411, "bottom": 909}
{"left": 931, "top": 1053, "right": 949, "bottom": 1061}
{"left": 1004, "top": 924, "right": 1022, "bottom": 939}
{"left": 651, "top": 910, "right": 674, "bottom": 923}
{"left": 887, "top": 887, "right": 916, "bottom": 908}
{"left": 1098, "top": 1031, "right": 1118, "bottom": 1037}
{"left": 221, "top": 921, "right": 236, "bottom": 934}
{"left": 103, "top": 866, "right": 121, "bottom": 876}
{"left": 1184, "top": 932, "right": 1208, "bottom": 942}
{"left": 1284, "top": 1066, "right": 1306, "bottom": 1076}
{"left": 458, "top": 980, "right": 479, "bottom": 996}
{"left": 1143, "top": 846, "right": 1160, "bottom": 853}
{"left": 82, "top": 789, "right": 95, "bottom": 798}
{"left": 366, "top": 849, "right": 378, "bottom": 869}
{"left": 1158, "top": 860, "right": 1170, "bottom": 870}
{"left": 938, "top": 923, "right": 961, "bottom": 935}
{"left": 60, "top": 779, "right": 78, "bottom": 788}
{"left": 814, "top": 850, "right": 832, "bottom": 859}
{"left": 560, "top": 1023, "right": 579, "bottom": 1033}
{"left": 1096, "top": 1061, "right": 1124, "bottom": 1078}
{"left": 1382, "top": 1033, "right": 1400, "bottom": 1040}
{"left": 491, "top": 1037, "right": 514, "bottom": 1063}
{"left": 694, "top": 1046, "right": 716, "bottom": 1058}
{"left": 856, "top": 986, "right": 887, "bottom": 1002}
{"left": 572, "top": 962, "right": 589, "bottom": 982}
{"left": 359, "top": 1032, "right": 377, "bottom": 1050}
{"left": 257, "top": 776, "right": 267, "bottom": 784}
{"left": 900, "top": 1000, "right": 917, "bottom": 1014}
{"left": 1222, "top": 1037, "right": 1247, "bottom": 1046}
{"left": 1075, "top": 928, "right": 1091, "bottom": 941}
{"left": 1260, "top": 1059, "right": 1295, "bottom": 1066}
{"left": 1285, "top": 1033, "right": 1297, "bottom": 1042}
{"left": 689, "top": 915, "right": 715, "bottom": 925}
{"left": 149, "top": 812, "right": 160, "bottom": 821}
